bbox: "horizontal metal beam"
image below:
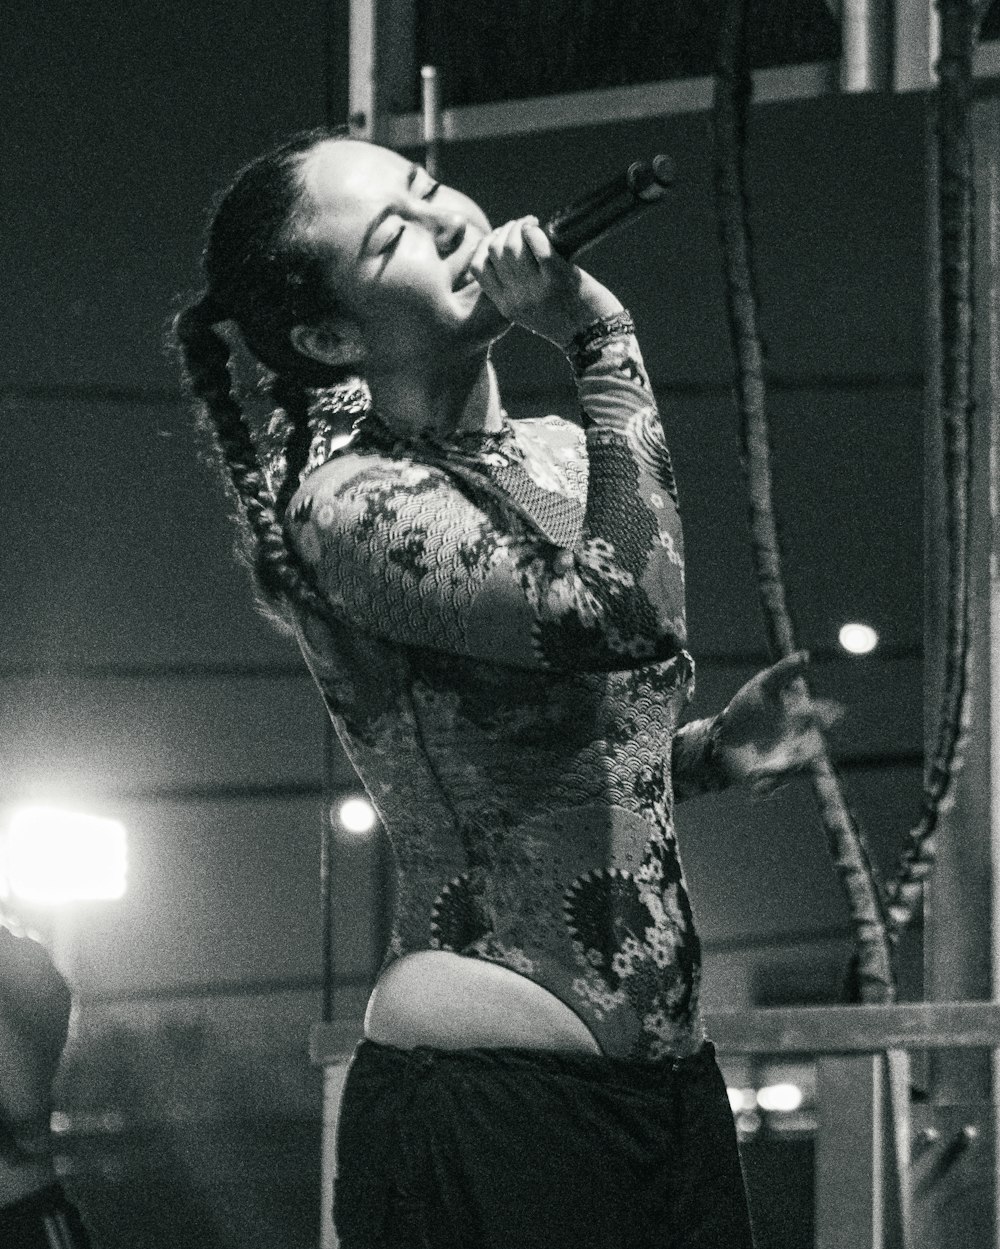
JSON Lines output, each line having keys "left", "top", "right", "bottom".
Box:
{"left": 309, "top": 1001, "right": 1000, "bottom": 1064}
{"left": 707, "top": 1001, "right": 1000, "bottom": 1054}
{"left": 0, "top": 368, "right": 924, "bottom": 408}
{"left": 384, "top": 61, "right": 839, "bottom": 148}
{"left": 383, "top": 43, "right": 1000, "bottom": 150}
{"left": 0, "top": 780, "right": 327, "bottom": 805}
{"left": 0, "top": 642, "right": 922, "bottom": 681}
{"left": 0, "top": 661, "right": 310, "bottom": 680}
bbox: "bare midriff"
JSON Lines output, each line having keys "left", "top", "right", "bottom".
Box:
{"left": 363, "top": 950, "right": 603, "bottom": 1055}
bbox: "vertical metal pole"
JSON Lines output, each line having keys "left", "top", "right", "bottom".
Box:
{"left": 841, "top": 0, "right": 891, "bottom": 91}
{"left": 347, "top": 0, "right": 416, "bottom": 144}
{"left": 348, "top": 0, "right": 377, "bottom": 138}
{"left": 323, "top": 0, "right": 348, "bottom": 126}
{"left": 318, "top": 721, "right": 338, "bottom": 1248}
{"left": 319, "top": 1060, "right": 346, "bottom": 1249}
{"left": 816, "top": 1054, "right": 884, "bottom": 1249}
{"left": 918, "top": 92, "right": 1000, "bottom": 1249}
{"left": 882, "top": 1050, "right": 914, "bottom": 1248}
{"left": 321, "top": 722, "right": 336, "bottom": 1024}
{"left": 893, "top": 0, "right": 941, "bottom": 92}
{"left": 980, "top": 96, "right": 1000, "bottom": 1249}
{"left": 421, "top": 65, "right": 441, "bottom": 178}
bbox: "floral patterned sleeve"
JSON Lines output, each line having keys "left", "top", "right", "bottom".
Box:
{"left": 286, "top": 311, "right": 688, "bottom": 672}
{"left": 564, "top": 311, "right": 686, "bottom": 665}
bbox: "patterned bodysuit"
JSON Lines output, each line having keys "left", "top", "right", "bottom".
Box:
{"left": 285, "top": 314, "right": 725, "bottom": 1061}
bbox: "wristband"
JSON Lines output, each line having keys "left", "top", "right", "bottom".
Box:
{"left": 565, "top": 310, "right": 635, "bottom": 372}
{"left": 671, "top": 715, "right": 730, "bottom": 802}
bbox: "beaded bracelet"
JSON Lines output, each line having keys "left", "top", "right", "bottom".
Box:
{"left": 564, "top": 310, "right": 636, "bottom": 372}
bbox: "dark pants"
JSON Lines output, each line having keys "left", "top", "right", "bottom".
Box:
{"left": 333, "top": 1038, "right": 755, "bottom": 1249}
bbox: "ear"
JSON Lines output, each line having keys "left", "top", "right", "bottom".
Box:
{"left": 290, "top": 320, "right": 367, "bottom": 369}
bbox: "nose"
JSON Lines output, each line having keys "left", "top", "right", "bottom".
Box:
{"left": 431, "top": 211, "right": 467, "bottom": 258}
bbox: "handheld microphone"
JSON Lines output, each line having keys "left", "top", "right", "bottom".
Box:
{"left": 542, "top": 155, "right": 675, "bottom": 260}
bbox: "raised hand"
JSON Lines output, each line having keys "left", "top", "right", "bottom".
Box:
{"left": 469, "top": 216, "right": 622, "bottom": 348}
{"left": 714, "top": 651, "right": 842, "bottom": 799}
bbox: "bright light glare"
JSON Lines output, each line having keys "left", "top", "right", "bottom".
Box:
{"left": 727, "top": 1087, "right": 757, "bottom": 1114}
{"left": 838, "top": 622, "right": 879, "bottom": 655}
{"left": 2, "top": 807, "right": 127, "bottom": 904}
{"left": 756, "top": 1082, "right": 804, "bottom": 1113}
{"left": 337, "top": 797, "right": 376, "bottom": 834}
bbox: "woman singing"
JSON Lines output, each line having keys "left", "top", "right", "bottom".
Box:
{"left": 174, "top": 129, "right": 829, "bottom": 1249}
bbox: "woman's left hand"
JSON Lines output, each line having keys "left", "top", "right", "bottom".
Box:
{"left": 714, "top": 651, "right": 842, "bottom": 798}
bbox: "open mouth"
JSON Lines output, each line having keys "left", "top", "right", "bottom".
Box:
{"left": 452, "top": 264, "right": 477, "bottom": 292}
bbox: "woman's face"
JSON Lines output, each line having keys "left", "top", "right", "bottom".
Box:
{"left": 296, "top": 139, "right": 508, "bottom": 369}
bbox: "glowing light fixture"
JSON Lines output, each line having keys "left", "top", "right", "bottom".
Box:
{"left": 838, "top": 622, "right": 879, "bottom": 655}
{"left": 756, "top": 1082, "right": 804, "bottom": 1113}
{"left": 727, "top": 1087, "right": 757, "bottom": 1114}
{"left": 337, "top": 797, "right": 377, "bottom": 834}
{"left": 2, "top": 806, "right": 127, "bottom": 904}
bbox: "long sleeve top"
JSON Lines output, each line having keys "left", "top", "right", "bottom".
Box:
{"left": 285, "top": 313, "right": 724, "bottom": 1060}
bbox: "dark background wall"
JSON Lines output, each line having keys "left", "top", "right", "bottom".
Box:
{"left": 2, "top": 2, "right": 933, "bottom": 1246}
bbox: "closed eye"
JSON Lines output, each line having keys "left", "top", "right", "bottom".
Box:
{"left": 375, "top": 178, "right": 441, "bottom": 265}
{"left": 380, "top": 225, "right": 405, "bottom": 258}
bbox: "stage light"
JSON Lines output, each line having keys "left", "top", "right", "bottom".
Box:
{"left": 2, "top": 806, "right": 127, "bottom": 904}
{"left": 838, "top": 622, "right": 879, "bottom": 655}
{"left": 337, "top": 797, "right": 376, "bottom": 834}
{"left": 727, "top": 1087, "right": 757, "bottom": 1114}
{"left": 756, "top": 1082, "right": 803, "bottom": 1113}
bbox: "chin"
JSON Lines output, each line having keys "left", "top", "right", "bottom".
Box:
{"left": 460, "top": 287, "right": 511, "bottom": 346}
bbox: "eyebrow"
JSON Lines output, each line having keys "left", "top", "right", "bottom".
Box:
{"left": 359, "top": 164, "right": 420, "bottom": 257}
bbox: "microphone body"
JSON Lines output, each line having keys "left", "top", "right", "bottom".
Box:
{"left": 542, "top": 155, "right": 675, "bottom": 260}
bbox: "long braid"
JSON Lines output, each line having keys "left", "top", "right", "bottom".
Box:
{"left": 174, "top": 300, "right": 325, "bottom": 626}
{"left": 270, "top": 373, "right": 316, "bottom": 523}
{"left": 174, "top": 129, "right": 351, "bottom": 632}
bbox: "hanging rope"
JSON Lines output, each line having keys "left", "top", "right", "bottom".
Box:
{"left": 711, "top": 0, "right": 894, "bottom": 1003}
{"left": 884, "top": 0, "right": 983, "bottom": 938}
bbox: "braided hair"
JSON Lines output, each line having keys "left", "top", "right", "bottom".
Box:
{"left": 173, "top": 128, "right": 351, "bottom": 626}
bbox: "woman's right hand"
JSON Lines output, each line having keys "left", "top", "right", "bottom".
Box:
{"left": 469, "top": 216, "right": 624, "bottom": 349}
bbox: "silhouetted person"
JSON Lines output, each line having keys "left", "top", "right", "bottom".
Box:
{"left": 0, "top": 920, "right": 93, "bottom": 1246}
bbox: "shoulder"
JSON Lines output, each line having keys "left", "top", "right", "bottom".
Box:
{"left": 284, "top": 444, "right": 500, "bottom": 569}
{"left": 285, "top": 449, "right": 429, "bottom": 557}
{"left": 288, "top": 447, "right": 442, "bottom": 523}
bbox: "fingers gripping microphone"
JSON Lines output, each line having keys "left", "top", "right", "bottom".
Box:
{"left": 542, "top": 154, "right": 675, "bottom": 260}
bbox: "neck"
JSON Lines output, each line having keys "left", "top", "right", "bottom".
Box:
{"left": 364, "top": 349, "right": 504, "bottom": 442}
